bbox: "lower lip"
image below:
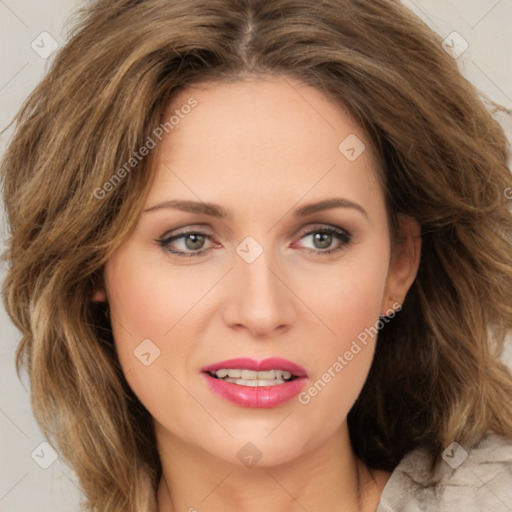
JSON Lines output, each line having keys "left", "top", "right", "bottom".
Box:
{"left": 202, "top": 373, "right": 308, "bottom": 408}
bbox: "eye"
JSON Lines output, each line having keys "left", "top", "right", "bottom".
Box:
{"left": 293, "top": 225, "right": 352, "bottom": 255}
{"left": 157, "top": 224, "right": 352, "bottom": 258}
{"left": 158, "top": 230, "right": 215, "bottom": 258}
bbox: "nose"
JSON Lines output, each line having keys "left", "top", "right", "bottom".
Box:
{"left": 221, "top": 243, "right": 296, "bottom": 339}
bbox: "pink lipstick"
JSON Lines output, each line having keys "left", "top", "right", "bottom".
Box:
{"left": 201, "top": 357, "right": 309, "bottom": 408}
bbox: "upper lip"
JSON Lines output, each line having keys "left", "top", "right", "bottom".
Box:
{"left": 201, "top": 357, "right": 308, "bottom": 378}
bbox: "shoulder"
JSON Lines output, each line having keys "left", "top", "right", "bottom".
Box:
{"left": 376, "top": 430, "right": 512, "bottom": 511}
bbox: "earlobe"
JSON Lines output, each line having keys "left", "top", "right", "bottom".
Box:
{"left": 381, "top": 298, "right": 402, "bottom": 317}
{"left": 381, "top": 215, "right": 421, "bottom": 314}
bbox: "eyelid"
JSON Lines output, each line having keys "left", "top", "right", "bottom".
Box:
{"left": 161, "top": 218, "right": 222, "bottom": 238}
{"left": 159, "top": 223, "right": 215, "bottom": 239}
{"left": 294, "top": 222, "right": 350, "bottom": 239}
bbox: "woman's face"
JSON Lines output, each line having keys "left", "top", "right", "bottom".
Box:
{"left": 97, "top": 75, "right": 419, "bottom": 467}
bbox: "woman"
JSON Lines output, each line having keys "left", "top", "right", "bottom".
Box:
{"left": 2, "top": 0, "right": 512, "bottom": 511}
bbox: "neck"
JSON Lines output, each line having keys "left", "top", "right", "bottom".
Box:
{"left": 155, "top": 422, "right": 388, "bottom": 512}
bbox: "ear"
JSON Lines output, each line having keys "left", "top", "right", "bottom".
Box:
{"left": 381, "top": 215, "right": 421, "bottom": 315}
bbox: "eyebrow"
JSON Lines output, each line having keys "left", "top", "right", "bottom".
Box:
{"left": 143, "top": 197, "right": 368, "bottom": 220}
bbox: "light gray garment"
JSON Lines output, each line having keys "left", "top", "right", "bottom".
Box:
{"left": 376, "top": 430, "right": 512, "bottom": 511}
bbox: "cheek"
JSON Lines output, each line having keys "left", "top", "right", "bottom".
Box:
{"left": 310, "top": 246, "right": 390, "bottom": 354}
{"left": 102, "top": 249, "right": 203, "bottom": 422}
{"left": 104, "top": 246, "right": 209, "bottom": 344}
{"left": 296, "top": 249, "right": 389, "bottom": 426}
{"left": 102, "top": 248, "right": 191, "bottom": 378}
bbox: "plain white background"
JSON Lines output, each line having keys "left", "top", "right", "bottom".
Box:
{"left": 1, "top": 1, "right": 512, "bottom": 510}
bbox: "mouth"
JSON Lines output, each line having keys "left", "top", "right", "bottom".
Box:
{"left": 200, "top": 357, "right": 309, "bottom": 408}
{"left": 205, "top": 368, "right": 299, "bottom": 387}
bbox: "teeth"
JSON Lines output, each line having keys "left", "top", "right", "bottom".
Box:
{"left": 241, "top": 369, "right": 257, "bottom": 380}
{"left": 214, "top": 369, "right": 295, "bottom": 381}
{"left": 257, "top": 370, "right": 277, "bottom": 379}
{"left": 224, "top": 378, "right": 286, "bottom": 386}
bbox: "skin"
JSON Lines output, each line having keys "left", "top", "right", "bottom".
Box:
{"left": 93, "top": 74, "right": 421, "bottom": 512}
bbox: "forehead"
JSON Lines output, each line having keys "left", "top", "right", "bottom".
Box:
{"left": 145, "top": 76, "right": 383, "bottom": 217}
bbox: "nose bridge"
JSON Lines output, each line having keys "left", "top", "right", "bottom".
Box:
{"left": 225, "top": 235, "right": 295, "bottom": 335}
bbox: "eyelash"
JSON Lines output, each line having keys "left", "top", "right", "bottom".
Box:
{"left": 157, "top": 225, "right": 352, "bottom": 258}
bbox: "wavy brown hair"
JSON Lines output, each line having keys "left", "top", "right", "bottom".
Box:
{"left": 2, "top": 0, "right": 512, "bottom": 510}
